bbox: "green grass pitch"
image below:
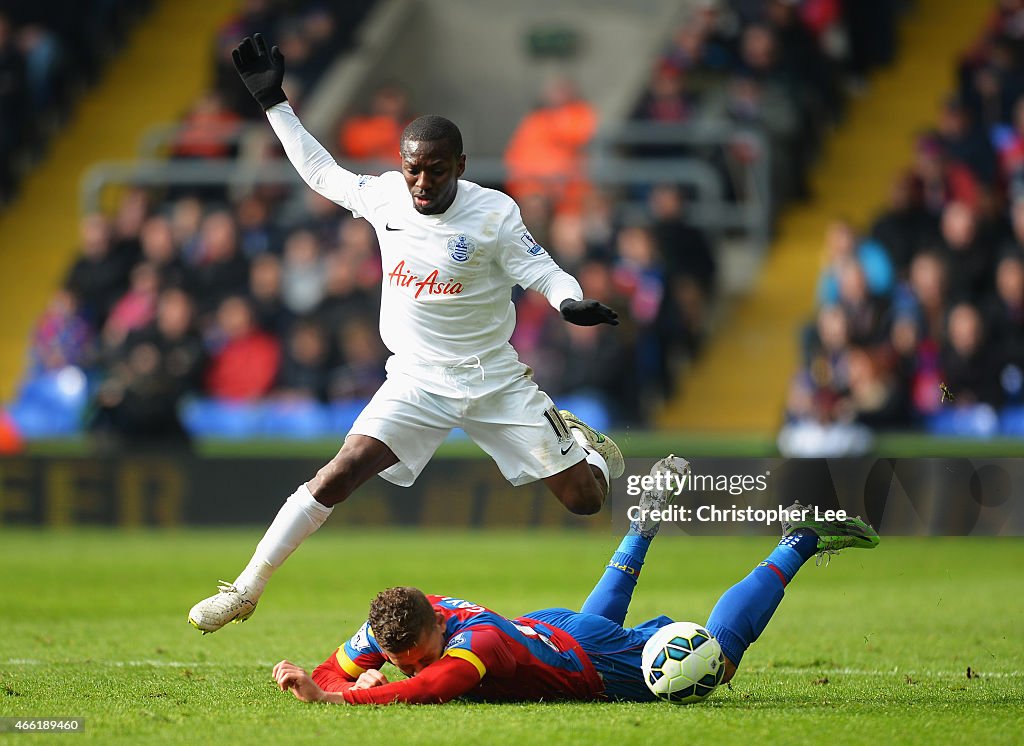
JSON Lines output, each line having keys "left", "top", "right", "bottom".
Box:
{"left": 0, "top": 529, "right": 1021, "bottom": 744}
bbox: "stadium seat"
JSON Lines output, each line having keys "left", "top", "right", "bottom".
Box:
{"left": 327, "top": 400, "right": 370, "bottom": 435}
{"left": 261, "top": 400, "right": 332, "bottom": 439}
{"left": 180, "top": 398, "right": 265, "bottom": 439}
{"left": 7, "top": 367, "right": 90, "bottom": 438}
{"left": 924, "top": 405, "right": 999, "bottom": 438}
{"left": 998, "top": 405, "right": 1024, "bottom": 437}
{"left": 556, "top": 394, "right": 611, "bottom": 433}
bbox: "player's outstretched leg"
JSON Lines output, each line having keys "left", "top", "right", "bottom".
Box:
{"left": 559, "top": 410, "right": 625, "bottom": 480}
{"left": 581, "top": 455, "right": 690, "bottom": 625}
{"left": 705, "top": 503, "right": 878, "bottom": 681}
{"left": 188, "top": 435, "right": 397, "bottom": 633}
{"left": 188, "top": 484, "right": 332, "bottom": 633}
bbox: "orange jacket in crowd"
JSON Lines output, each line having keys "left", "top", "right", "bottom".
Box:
{"left": 504, "top": 99, "right": 597, "bottom": 214}
{"left": 173, "top": 95, "right": 243, "bottom": 160}
{"left": 338, "top": 114, "right": 408, "bottom": 164}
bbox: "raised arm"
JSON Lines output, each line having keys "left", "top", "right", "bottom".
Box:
{"left": 232, "top": 34, "right": 376, "bottom": 211}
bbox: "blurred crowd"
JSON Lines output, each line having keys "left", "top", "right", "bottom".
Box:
{"left": 211, "top": 0, "right": 374, "bottom": 121}
{"left": 628, "top": 0, "right": 899, "bottom": 209}
{"left": 170, "top": 0, "right": 375, "bottom": 163}
{"left": 785, "top": 0, "right": 1024, "bottom": 449}
{"left": 0, "top": 0, "right": 152, "bottom": 205}
{"left": 9, "top": 0, "right": 906, "bottom": 446}
{"left": 15, "top": 0, "right": 380, "bottom": 447}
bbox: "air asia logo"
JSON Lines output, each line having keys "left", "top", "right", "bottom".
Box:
{"left": 447, "top": 234, "right": 477, "bottom": 262}
{"left": 387, "top": 260, "right": 464, "bottom": 299}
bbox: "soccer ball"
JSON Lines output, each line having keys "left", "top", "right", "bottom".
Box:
{"left": 641, "top": 621, "right": 725, "bottom": 704}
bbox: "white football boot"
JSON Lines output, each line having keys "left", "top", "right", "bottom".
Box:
{"left": 188, "top": 582, "right": 259, "bottom": 634}
{"left": 630, "top": 454, "right": 691, "bottom": 538}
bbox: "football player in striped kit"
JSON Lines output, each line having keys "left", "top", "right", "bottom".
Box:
{"left": 269, "top": 481, "right": 879, "bottom": 705}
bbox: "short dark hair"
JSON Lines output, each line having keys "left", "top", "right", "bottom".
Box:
{"left": 367, "top": 587, "right": 436, "bottom": 652}
{"left": 400, "top": 115, "right": 463, "bottom": 158}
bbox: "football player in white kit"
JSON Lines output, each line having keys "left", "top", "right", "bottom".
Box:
{"left": 188, "top": 35, "right": 626, "bottom": 633}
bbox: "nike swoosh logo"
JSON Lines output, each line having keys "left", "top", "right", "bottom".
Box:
{"left": 385, "top": 223, "right": 403, "bottom": 231}
{"left": 560, "top": 443, "right": 574, "bottom": 455}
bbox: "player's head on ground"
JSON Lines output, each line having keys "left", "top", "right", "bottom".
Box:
{"left": 399, "top": 115, "right": 466, "bottom": 215}
{"left": 368, "top": 586, "right": 447, "bottom": 675}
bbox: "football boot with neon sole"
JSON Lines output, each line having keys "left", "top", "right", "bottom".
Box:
{"left": 781, "top": 500, "right": 880, "bottom": 560}
{"left": 559, "top": 409, "right": 625, "bottom": 479}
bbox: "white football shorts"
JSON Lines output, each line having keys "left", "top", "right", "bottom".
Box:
{"left": 349, "top": 348, "right": 585, "bottom": 486}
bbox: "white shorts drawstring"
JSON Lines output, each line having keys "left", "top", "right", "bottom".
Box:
{"left": 452, "top": 354, "right": 485, "bottom": 381}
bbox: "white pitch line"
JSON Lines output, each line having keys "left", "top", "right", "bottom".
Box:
{"left": 3, "top": 660, "right": 1022, "bottom": 678}
{"left": 746, "top": 667, "right": 1022, "bottom": 679}
{"left": 1, "top": 659, "right": 277, "bottom": 668}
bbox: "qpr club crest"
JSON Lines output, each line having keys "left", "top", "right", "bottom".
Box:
{"left": 446, "top": 233, "right": 477, "bottom": 262}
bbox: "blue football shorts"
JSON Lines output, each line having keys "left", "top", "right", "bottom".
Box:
{"left": 524, "top": 608, "right": 675, "bottom": 702}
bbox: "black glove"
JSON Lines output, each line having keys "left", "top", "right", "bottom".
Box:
{"left": 560, "top": 298, "right": 619, "bottom": 326}
{"left": 231, "top": 33, "right": 287, "bottom": 111}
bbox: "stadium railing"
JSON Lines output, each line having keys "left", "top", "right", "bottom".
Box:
{"left": 81, "top": 126, "right": 770, "bottom": 247}
{"left": 591, "top": 121, "right": 773, "bottom": 247}
{"left": 136, "top": 122, "right": 265, "bottom": 159}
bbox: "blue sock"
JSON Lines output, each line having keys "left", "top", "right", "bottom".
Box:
{"left": 580, "top": 534, "right": 652, "bottom": 625}
{"left": 705, "top": 531, "right": 817, "bottom": 667}
{"left": 766, "top": 530, "right": 819, "bottom": 578}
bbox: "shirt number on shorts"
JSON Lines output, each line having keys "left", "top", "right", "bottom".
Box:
{"left": 543, "top": 406, "right": 575, "bottom": 452}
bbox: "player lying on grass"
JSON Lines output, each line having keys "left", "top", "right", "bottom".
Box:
{"left": 271, "top": 458, "right": 880, "bottom": 704}
{"left": 189, "top": 36, "right": 624, "bottom": 633}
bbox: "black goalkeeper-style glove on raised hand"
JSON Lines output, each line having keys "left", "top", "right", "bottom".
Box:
{"left": 560, "top": 298, "right": 619, "bottom": 326}
{"left": 232, "top": 33, "right": 287, "bottom": 111}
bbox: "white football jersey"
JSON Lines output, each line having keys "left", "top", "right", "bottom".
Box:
{"left": 267, "top": 104, "right": 582, "bottom": 367}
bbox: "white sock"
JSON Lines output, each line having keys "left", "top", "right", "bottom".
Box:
{"left": 585, "top": 449, "right": 611, "bottom": 495}
{"left": 572, "top": 428, "right": 610, "bottom": 494}
{"left": 234, "top": 484, "right": 333, "bottom": 595}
